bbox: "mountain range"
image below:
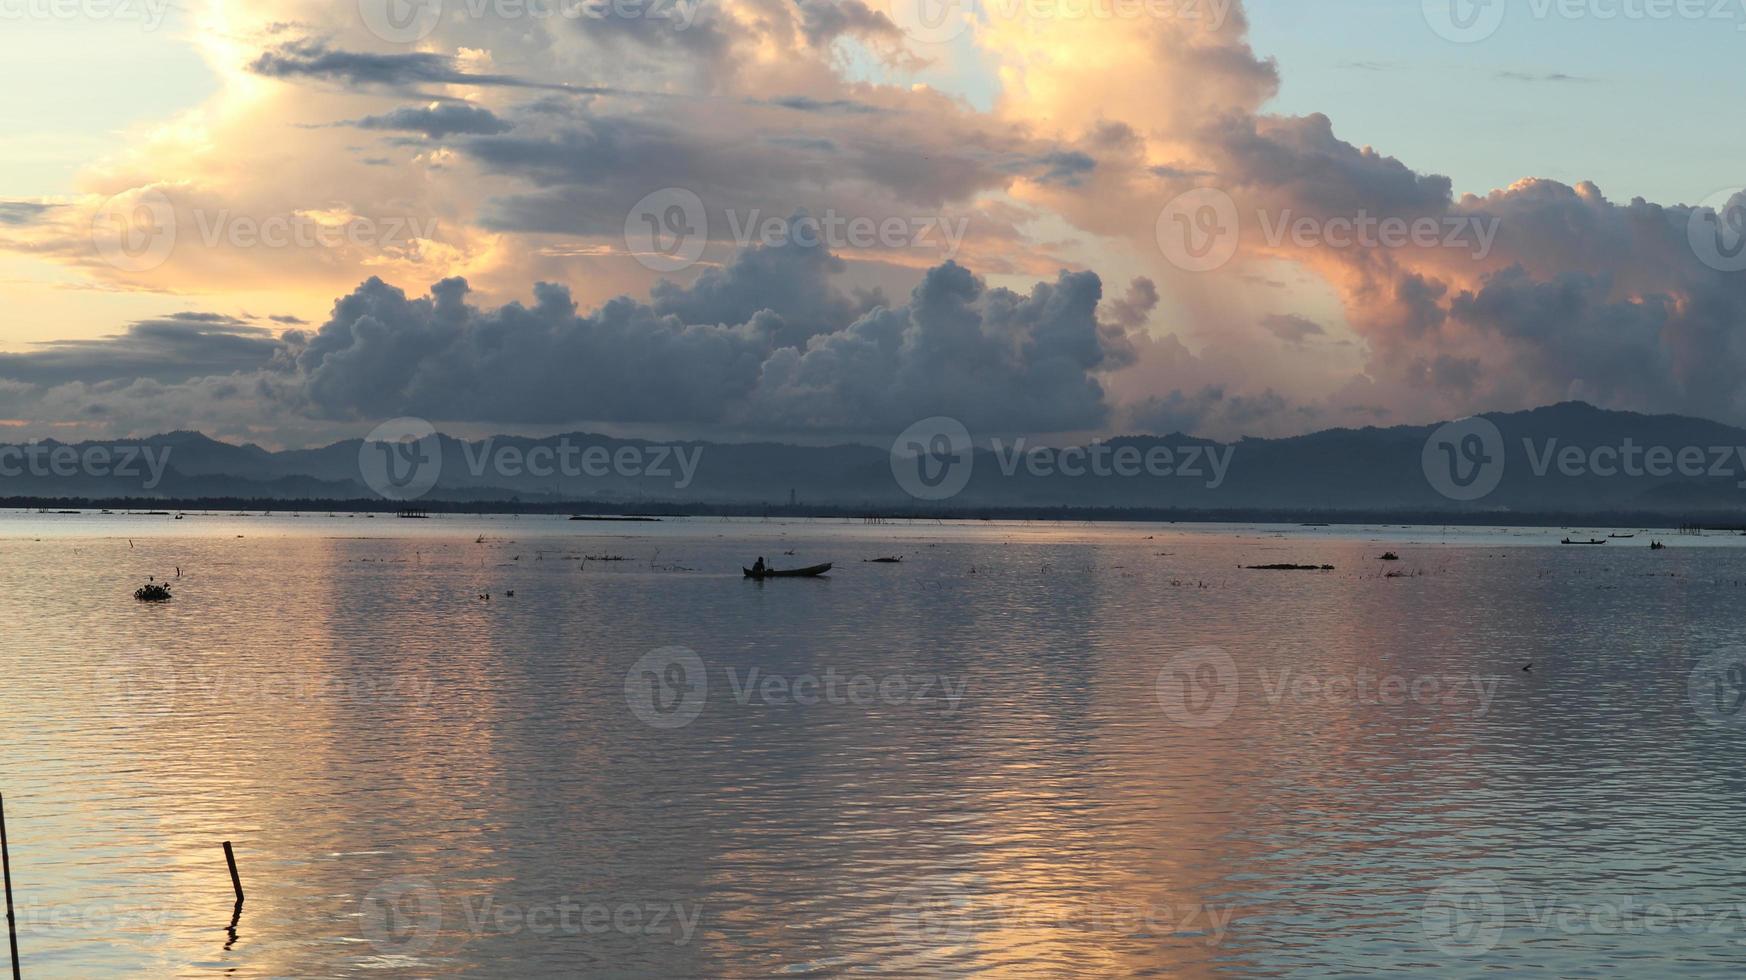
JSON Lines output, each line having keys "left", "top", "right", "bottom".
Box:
{"left": 4, "top": 402, "right": 1746, "bottom": 517}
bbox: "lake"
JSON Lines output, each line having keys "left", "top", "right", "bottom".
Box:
{"left": 2, "top": 512, "right": 1745, "bottom": 976}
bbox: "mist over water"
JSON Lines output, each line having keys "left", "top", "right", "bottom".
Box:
{"left": 3, "top": 513, "right": 1745, "bottom": 976}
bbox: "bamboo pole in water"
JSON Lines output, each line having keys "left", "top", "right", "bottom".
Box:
{"left": 222, "top": 842, "right": 243, "bottom": 906}
{"left": 2, "top": 793, "right": 21, "bottom": 980}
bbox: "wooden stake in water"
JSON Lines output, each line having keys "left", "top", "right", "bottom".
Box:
{"left": 222, "top": 842, "right": 243, "bottom": 906}
{"left": 2, "top": 793, "right": 21, "bottom": 980}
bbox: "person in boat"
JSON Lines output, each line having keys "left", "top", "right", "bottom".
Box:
{"left": 752, "top": 557, "right": 767, "bottom": 575}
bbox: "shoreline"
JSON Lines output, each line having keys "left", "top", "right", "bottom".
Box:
{"left": 3, "top": 497, "right": 1744, "bottom": 532}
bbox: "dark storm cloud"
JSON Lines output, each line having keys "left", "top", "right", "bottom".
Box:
{"left": 0, "top": 314, "right": 285, "bottom": 386}
{"left": 1445, "top": 266, "right": 1686, "bottom": 409}
{"left": 249, "top": 40, "right": 594, "bottom": 92}
{"left": 354, "top": 103, "right": 515, "bottom": 139}
{"left": 1208, "top": 113, "right": 1454, "bottom": 216}
{"left": 747, "top": 262, "right": 1132, "bottom": 432}
{"left": 287, "top": 243, "right": 1134, "bottom": 432}
{"left": 647, "top": 236, "right": 871, "bottom": 348}
{"left": 766, "top": 96, "right": 884, "bottom": 115}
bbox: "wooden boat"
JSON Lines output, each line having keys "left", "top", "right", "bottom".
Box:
{"left": 1608, "top": 533, "right": 1635, "bottom": 539}
{"left": 744, "top": 563, "right": 833, "bottom": 579}
{"left": 1561, "top": 538, "right": 1607, "bottom": 545}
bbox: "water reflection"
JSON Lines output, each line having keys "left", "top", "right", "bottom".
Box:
{"left": 1, "top": 516, "right": 1743, "bottom": 975}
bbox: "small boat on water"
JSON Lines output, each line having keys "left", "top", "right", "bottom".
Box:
{"left": 1609, "top": 533, "right": 1635, "bottom": 539}
{"left": 1650, "top": 540, "right": 1667, "bottom": 550}
{"left": 864, "top": 556, "right": 903, "bottom": 563}
{"left": 744, "top": 563, "right": 833, "bottom": 579}
{"left": 1561, "top": 538, "right": 1607, "bottom": 545}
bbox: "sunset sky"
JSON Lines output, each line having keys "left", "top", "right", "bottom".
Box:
{"left": 2, "top": 0, "right": 1743, "bottom": 446}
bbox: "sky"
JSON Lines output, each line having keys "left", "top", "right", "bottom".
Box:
{"left": 0, "top": 0, "right": 1743, "bottom": 447}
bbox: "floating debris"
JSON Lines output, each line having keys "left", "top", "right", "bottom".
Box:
{"left": 864, "top": 556, "right": 904, "bottom": 564}
{"left": 1245, "top": 563, "right": 1335, "bottom": 571}
{"left": 133, "top": 583, "right": 173, "bottom": 602}
{"left": 1379, "top": 552, "right": 1401, "bottom": 561}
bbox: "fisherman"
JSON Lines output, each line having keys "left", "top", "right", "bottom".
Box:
{"left": 752, "top": 557, "right": 767, "bottom": 575}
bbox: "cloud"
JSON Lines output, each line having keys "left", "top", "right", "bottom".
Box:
{"left": 249, "top": 40, "right": 591, "bottom": 92}
{"left": 1495, "top": 71, "right": 1591, "bottom": 83}
{"left": 287, "top": 244, "right": 1136, "bottom": 433}
{"left": 0, "top": 314, "right": 287, "bottom": 386}
{"left": 354, "top": 103, "right": 515, "bottom": 138}
{"left": 766, "top": 96, "right": 885, "bottom": 115}
{"left": 1127, "top": 385, "right": 1298, "bottom": 437}
{"left": 1261, "top": 313, "right": 1325, "bottom": 344}
{"left": 1101, "top": 278, "right": 1158, "bottom": 332}
{"left": 8, "top": 0, "right": 1746, "bottom": 445}
{"left": 794, "top": 0, "right": 903, "bottom": 47}
{"left": 0, "top": 202, "right": 57, "bottom": 226}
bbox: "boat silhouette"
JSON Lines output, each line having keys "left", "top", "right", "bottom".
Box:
{"left": 744, "top": 563, "right": 833, "bottom": 579}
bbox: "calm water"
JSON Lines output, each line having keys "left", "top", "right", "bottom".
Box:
{"left": 3, "top": 512, "right": 1746, "bottom": 977}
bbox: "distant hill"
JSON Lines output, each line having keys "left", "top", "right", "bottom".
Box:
{"left": 4, "top": 402, "right": 1746, "bottom": 517}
